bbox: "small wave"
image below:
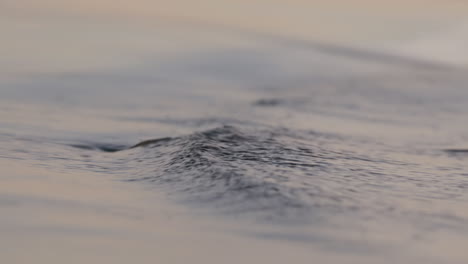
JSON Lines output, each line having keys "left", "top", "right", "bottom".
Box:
{"left": 121, "top": 125, "right": 357, "bottom": 220}
{"left": 253, "top": 98, "right": 285, "bottom": 107}
{"left": 444, "top": 149, "right": 468, "bottom": 156}
{"left": 69, "top": 143, "right": 129, "bottom": 153}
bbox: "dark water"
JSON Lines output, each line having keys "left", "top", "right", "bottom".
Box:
{"left": 1, "top": 14, "right": 468, "bottom": 263}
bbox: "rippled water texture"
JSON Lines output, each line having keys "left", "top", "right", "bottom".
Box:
{"left": 1, "top": 2, "right": 468, "bottom": 263}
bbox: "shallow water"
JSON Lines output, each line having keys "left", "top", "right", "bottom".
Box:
{"left": 1, "top": 2, "right": 468, "bottom": 263}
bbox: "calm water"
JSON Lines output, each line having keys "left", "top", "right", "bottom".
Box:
{"left": 1, "top": 4, "right": 468, "bottom": 263}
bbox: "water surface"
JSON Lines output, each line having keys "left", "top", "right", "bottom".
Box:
{"left": 1, "top": 3, "right": 468, "bottom": 263}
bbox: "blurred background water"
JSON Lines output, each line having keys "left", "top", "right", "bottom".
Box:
{"left": 1, "top": 1, "right": 468, "bottom": 263}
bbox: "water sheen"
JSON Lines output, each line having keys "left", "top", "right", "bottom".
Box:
{"left": 1, "top": 8, "right": 468, "bottom": 264}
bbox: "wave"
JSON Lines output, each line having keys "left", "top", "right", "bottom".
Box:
{"left": 66, "top": 125, "right": 468, "bottom": 224}
{"left": 115, "top": 125, "right": 362, "bottom": 220}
